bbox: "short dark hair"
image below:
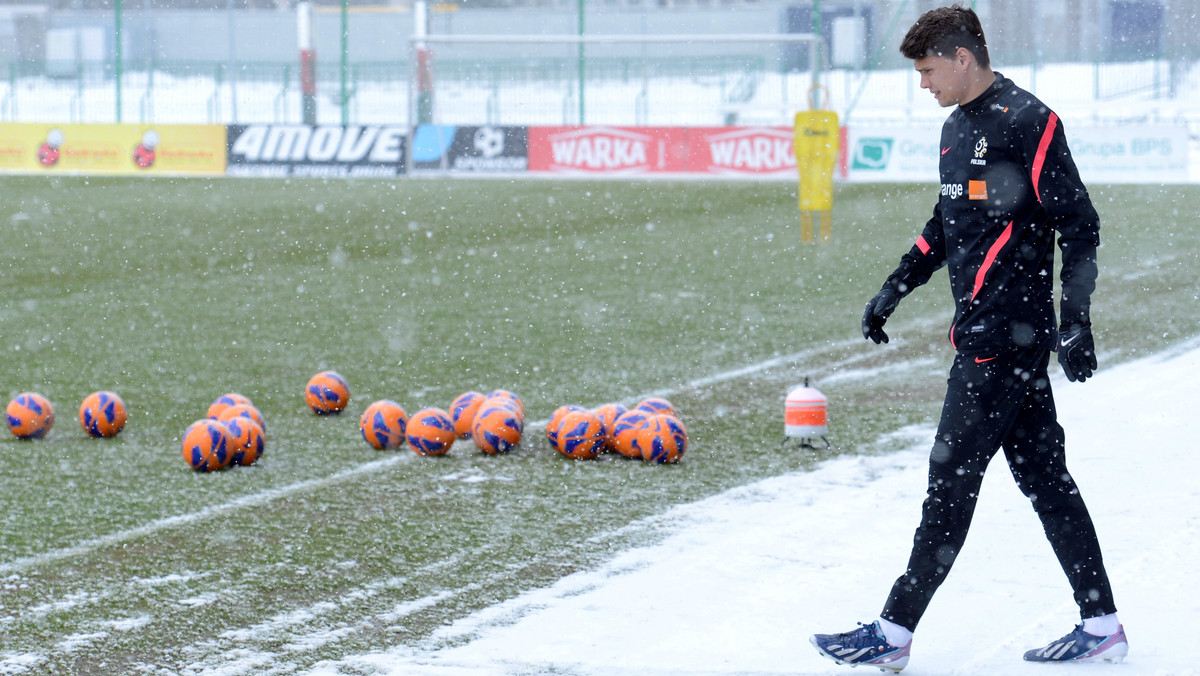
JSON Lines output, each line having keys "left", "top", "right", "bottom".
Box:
{"left": 899, "top": 3, "right": 990, "bottom": 68}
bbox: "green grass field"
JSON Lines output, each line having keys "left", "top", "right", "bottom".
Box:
{"left": 1, "top": 176, "right": 1197, "bottom": 674}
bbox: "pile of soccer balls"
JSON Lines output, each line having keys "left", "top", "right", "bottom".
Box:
{"left": 331, "top": 371, "right": 686, "bottom": 464}
{"left": 357, "top": 385, "right": 686, "bottom": 464}
{"left": 5, "top": 390, "right": 128, "bottom": 440}
{"left": 181, "top": 393, "right": 267, "bottom": 472}
{"left": 545, "top": 397, "right": 687, "bottom": 463}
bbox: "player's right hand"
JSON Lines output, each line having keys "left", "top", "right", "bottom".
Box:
{"left": 862, "top": 288, "right": 901, "bottom": 344}
{"left": 1057, "top": 323, "right": 1097, "bottom": 382}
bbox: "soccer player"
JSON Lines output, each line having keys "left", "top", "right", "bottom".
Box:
{"left": 809, "top": 4, "right": 1127, "bottom": 671}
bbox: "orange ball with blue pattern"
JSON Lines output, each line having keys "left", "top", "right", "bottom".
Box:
{"left": 637, "top": 414, "right": 688, "bottom": 464}
{"left": 486, "top": 389, "right": 525, "bottom": 417}
{"left": 306, "top": 371, "right": 350, "bottom": 415}
{"left": 553, "top": 409, "right": 606, "bottom": 460}
{"left": 207, "top": 392, "right": 253, "bottom": 420}
{"left": 407, "top": 407, "right": 456, "bottom": 456}
{"left": 635, "top": 397, "right": 675, "bottom": 417}
{"left": 546, "top": 404, "right": 585, "bottom": 449}
{"left": 217, "top": 402, "right": 265, "bottom": 432}
{"left": 450, "top": 391, "right": 485, "bottom": 438}
{"left": 472, "top": 402, "right": 525, "bottom": 455}
{"left": 182, "top": 419, "right": 233, "bottom": 471}
{"left": 591, "top": 403, "right": 627, "bottom": 452}
{"left": 224, "top": 416, "right": 265, "bottom": 466}
{"left": 79, "top": 390, "right": 127, "bottom": 438}
{"left": 360, "top": 399, "right": 408, "bottom": 450}
{"left": 6, "top": 392, "right": 54, "bottom": 440}
{"left": 610, "top": 408, "right": 654, "bottom": 459}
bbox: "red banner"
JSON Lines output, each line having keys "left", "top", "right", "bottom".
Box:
{"left": 528, "top": 126, "right": 795, "bottom": 176}
{"left": 690, "top": 126, "right": 797, "bottom": 175}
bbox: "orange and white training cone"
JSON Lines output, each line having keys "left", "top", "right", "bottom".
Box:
{"left": 783, "top": 378, "right": 830, "bottom": 449}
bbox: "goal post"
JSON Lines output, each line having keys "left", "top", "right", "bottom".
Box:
{"left": 406, "top": 29, "right": 829, "bottom": 130}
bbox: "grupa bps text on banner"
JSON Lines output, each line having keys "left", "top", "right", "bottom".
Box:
{"left": 0, "top": 123, "right": 226, "bottom": 175}
{"left": 1068, "top": 125, "right": 1189, "bottom": 183}
{"left": 842, "top": 122, "right": 1188, "bottom": 184}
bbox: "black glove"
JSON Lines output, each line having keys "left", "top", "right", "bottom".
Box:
{"left": 862, "top": 287, "right": 901, "bottom": 344}
{"left": 1057, "top": 324, "right": 1097, "bottom": 383}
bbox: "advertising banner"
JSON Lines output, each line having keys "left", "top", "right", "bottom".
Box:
{"left": 843, "top": 122, "right": 1189, "bottom": 184}
{"left": 410, "top": 125, "right": 528, "bottom": 173}
{"left": 842, "top": 124, "right": 941, "bottom": 183}
{"left": 687, "top": 126, "right": 797, "bottom": 176}
{"left": 527, "top": 126, "right": 795, "bottom": 176}
{"left": 225, "top": 125, "right": 407, "bottom": 178}
{"left": 1068, "top": 124, "right": 1189, "bottom": 183}
{"left": 0, "top": 123, "right": 226, "bottom": 175}
{"left": 528, "top": 126, "right": 683, "bottom": 174}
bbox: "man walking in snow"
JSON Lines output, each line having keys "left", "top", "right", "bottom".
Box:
{"left": 809, "top": 4, "right": 1127, "bottom": 671}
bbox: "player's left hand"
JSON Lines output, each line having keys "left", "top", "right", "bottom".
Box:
{"left": 862, "top": 287, "right": 901, "bottom": 344}
{"left": 1057, "top": 324, "right": 1097, "bottom": 382}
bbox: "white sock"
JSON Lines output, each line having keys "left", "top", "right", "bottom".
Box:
{"left": 1082, "top": 613, "right": 1121, "bottom": 636}
{"left": 878, "top": 617, "right": 914, "bottom": 647}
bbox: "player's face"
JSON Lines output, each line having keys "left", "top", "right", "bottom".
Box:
{"left": 913, "top": 53, "right": 969, "bottom": 107}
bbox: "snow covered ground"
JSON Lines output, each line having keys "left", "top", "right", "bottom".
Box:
{"left": 306, "top": 338, "right": 1200, "bottom": 676}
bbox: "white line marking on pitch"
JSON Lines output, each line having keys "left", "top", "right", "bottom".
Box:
{"left": 0, "top": 457, "right": 406, "bottom": 576}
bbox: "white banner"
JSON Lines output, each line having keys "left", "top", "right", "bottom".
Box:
{"left": 1070, "top": 125, "right": 1189, "bottom": 183}
{"left": 843, "top": 123, "right": 1189, "bottom": 184}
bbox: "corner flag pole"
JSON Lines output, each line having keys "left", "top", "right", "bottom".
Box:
{"left": 577, "top": 0, "right": 585, "bottom": 125}
{"left": 114, "top": 0, "right": 123, "bottom": 122}
{"left": 298, "top": 0, "right": 317, "bottom": 125}
{"left": 340, "top": 0, "right": 349, "bottom": 125}
{"left": 415, "top": 0, "right": 433, "bottom": 124}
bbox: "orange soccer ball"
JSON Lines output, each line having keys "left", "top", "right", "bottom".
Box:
{"left": 359, "top": 399, "right": 408, "bottom": 450}
{"left": 486, "top": 389, "right": 525, "bottom": 417}
{"left": 406, "top": 407, "right": 456, "bottom": 456}
{"left": 635, "top": 397, "right": 675, "bottom": 417}
{"left": 217, "top": 403, "right": 265, "bottom": 432}
{"left": 546, "top": 404, "right": 585, "bottom": 449}
{"left": 591, "top": 403, "right": 627, "bottom": 452}
{"left": 472, "top": 401, "right": 525, "bottom": 455}
{"left": 610, "top": 408, "right": 654, "bottom": 459}
{"left": 207, "top": 392, "right": 253, "bottom": 420}
{"left": 182, "top": 419, "right": 234, "bottom": 471}
{"left": 636, "top": 414, "right": 688, "bottom": 464}
{"left": 224, "top": 416, "right": 265, "bottom": 467}
{"left": 79, "top": 390, "right": 128, "bottom": 438}
{"left": 306, "top": 371, "right": 350, "bottom": 415}
{"left": 6, "top": 392, "right": 54, "bottom": 440}
{"left": 449, "top": 391, "right": 485, "bottom": 438}
{"left": 552, "top": 408, "right": 606, "bottom": 460}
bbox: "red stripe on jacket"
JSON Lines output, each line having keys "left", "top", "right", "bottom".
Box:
{"left": 971, "top": 221, "right": 1015, "bottom": 302}
{"left": 1031, "top": 112, "right": 1059, "bottom": 203}
{"left": 951, "top": 220, "right": 1015, "bottom": 350}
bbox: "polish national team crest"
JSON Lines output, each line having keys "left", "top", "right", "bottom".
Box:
{"left": 971, "top": 136, "right": 988, "bottom": 165}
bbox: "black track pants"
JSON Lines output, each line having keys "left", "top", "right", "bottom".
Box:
{"left": 880, "top": 345, "right": 1116, "bottom": 631}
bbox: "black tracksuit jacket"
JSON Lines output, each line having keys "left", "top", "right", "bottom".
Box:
{"left": 883, "top": 73, "right": 1100, "bottom": 350}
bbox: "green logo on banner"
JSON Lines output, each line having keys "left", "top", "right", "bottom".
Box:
{"left": 852, "top": 138, "right": 893, "bottom": 170}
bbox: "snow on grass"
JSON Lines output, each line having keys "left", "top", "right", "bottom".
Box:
{"left": 309, "top": 338, "right": 1200, "bottom": 676}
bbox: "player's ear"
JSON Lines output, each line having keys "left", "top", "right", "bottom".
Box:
{"left": 954, "top": 46, "right": 973, "bottom": 69}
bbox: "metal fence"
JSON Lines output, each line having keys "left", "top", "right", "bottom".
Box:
{"left": 0, "top": 54, "right": 1194, "bottom": 128}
